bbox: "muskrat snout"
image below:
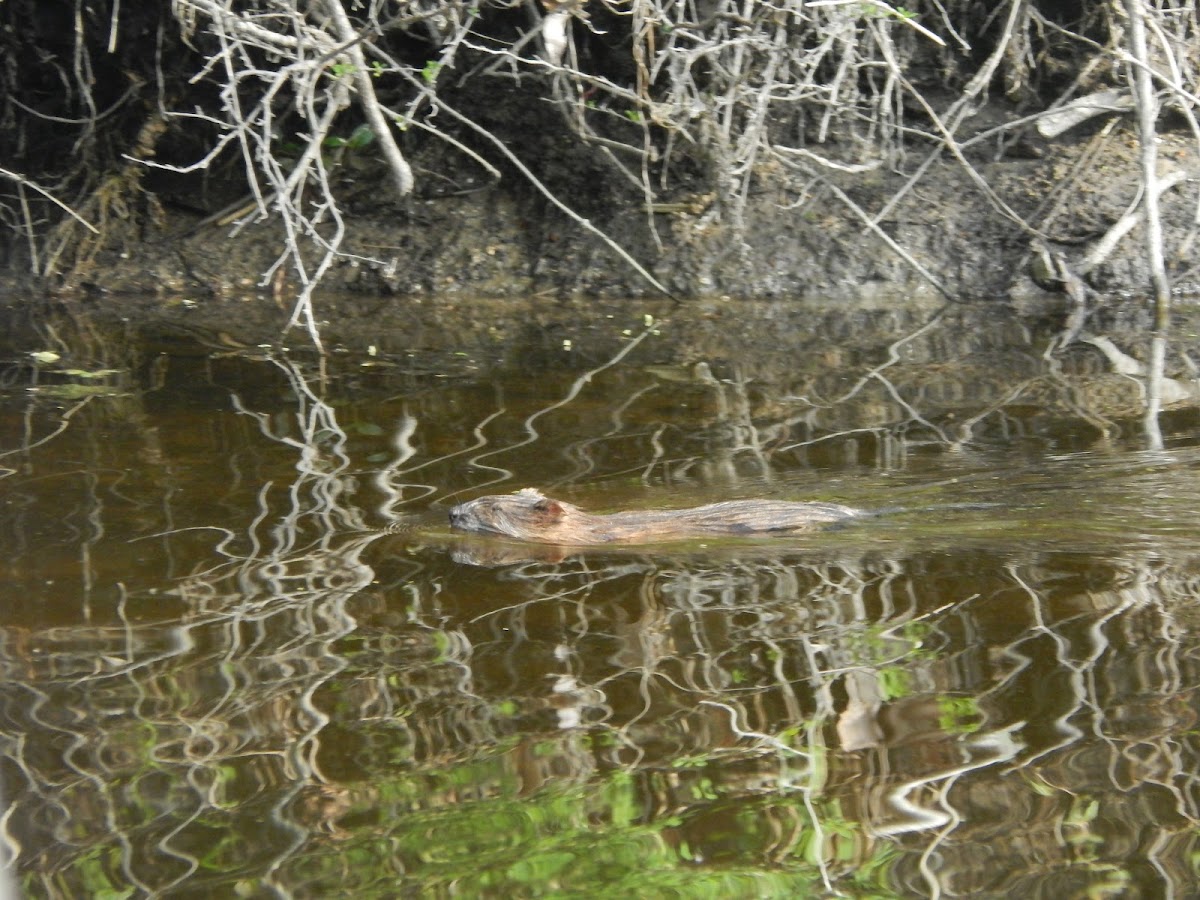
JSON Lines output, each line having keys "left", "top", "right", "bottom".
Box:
{"left": 448, "top": 503, "right": 477, "bottom": 530}
{"left": 448, "top": 490, "right": 567, "bottom": 540}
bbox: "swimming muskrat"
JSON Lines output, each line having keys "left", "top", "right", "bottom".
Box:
{"left": 448, "top": 488, "right": 866, "bottom": 545}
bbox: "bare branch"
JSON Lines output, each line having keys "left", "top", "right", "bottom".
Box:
{"left": 319, "top": 0, "right": 413, "bottom": 197}
{"left": 0, "top": 168, "right": 98, "bottom": 234}
{"left": 1122, "top": 0, "right": 1174, "bottom": 450}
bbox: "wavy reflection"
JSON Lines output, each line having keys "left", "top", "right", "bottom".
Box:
{"left": 3, "top": 303, "right": 1200, "bottom": 896}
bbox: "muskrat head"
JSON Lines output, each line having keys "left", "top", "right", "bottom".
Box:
{"left": 448, "top": 488, "right": 570, "bottom": 540}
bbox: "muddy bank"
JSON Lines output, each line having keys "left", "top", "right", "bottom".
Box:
{"left": 3, "top": 0, "right": 1198, "bottom": 341}
{"left": 4, "top": 99, "right": 1199, "bottom": 325}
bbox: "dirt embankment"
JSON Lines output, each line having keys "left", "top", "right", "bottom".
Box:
{"left": 12, "top": 106, "right": 1194, "bottom": 321}
{"left": 3, "top": 32, "right": 1198, "bottom": 336}
{"left": 3, "top": 2, "right": 1197, "bottom": 330}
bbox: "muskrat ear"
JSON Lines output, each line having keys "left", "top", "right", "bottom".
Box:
{"left": 532, "top": 498, "right": 564, "bottom": 521}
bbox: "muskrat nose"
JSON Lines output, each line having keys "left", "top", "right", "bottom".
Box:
{"left": 448, "top": 505, "right": 464, "bottom": 526}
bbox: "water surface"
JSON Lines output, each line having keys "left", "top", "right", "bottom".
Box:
{"left": 3, "top": 299, "right": 1200, "bottom": 897}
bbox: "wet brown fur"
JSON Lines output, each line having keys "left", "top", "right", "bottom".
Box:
{"left": 448, "top": 488, "right": 862, "bottom": 545}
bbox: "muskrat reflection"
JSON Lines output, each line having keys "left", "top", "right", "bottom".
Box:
{"left": 448, "top": 488, "right": 861, "bottom": 545}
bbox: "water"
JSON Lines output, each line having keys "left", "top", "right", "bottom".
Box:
{"left": 3, "top": 299, "right": 1200, "bottom": 897}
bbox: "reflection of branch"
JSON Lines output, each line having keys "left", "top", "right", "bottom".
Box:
{"left": 554, "top": 383, "right": 658, "bottom": 485}
{"left": 819, "top": 307, "right": 949, "bottom": 409}
{"left": 0, "top": 395, "right": 95, "bottom": 461}
{"left": 995, "top": 562, "right": 1142, "bottom": 773}
{"left": 868, "top": 370, "right": 951, "bottom": 444}
{"left": 700, "top": 700, "right": 810, "bottom": 758}
{"left": 454, "top": 325, "right": 659, "bottom": 496}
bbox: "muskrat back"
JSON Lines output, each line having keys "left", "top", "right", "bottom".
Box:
{"left": 448, "top": 488, "right": 862, "bottom": 545}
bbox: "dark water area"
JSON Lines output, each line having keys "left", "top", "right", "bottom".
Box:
{"left": 4, "top": 297, "right": 1200, "bottom": 897}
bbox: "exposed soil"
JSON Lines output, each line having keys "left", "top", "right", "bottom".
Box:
{"left": 3, "top": 83, "right": 1199, "bottom": 353}
{"left": 3, "top": 0, "right": 1199, "bottom": 349}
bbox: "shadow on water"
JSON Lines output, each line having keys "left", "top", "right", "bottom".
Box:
{"left": 4, "top": 298, "right": 1200, "bottom": 896}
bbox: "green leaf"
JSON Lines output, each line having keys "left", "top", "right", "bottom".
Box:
{"left": 347, "top": 124, "right": 376, "bottom": 149}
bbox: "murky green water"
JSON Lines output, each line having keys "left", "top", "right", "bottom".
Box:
{"left": 4, "top": 299, "right": 1200, "bottom": 897}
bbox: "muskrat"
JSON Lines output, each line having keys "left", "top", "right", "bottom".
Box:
{"left": 448, "top": 488, "right": 865, "bottom": 545}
